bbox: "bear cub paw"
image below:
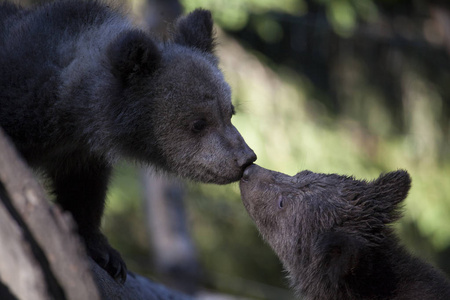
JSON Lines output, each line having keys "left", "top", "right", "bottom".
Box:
{"left": 84, "top": 232, "right": 127, "bottom": 284}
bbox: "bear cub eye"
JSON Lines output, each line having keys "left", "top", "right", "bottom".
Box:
{"left": 278, "top": 196, "right": 284, "bottom": 209}
{"left": 192, "top": 119, "right": 207, "bottom": 133}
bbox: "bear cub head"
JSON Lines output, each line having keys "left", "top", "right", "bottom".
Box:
{"left": 240, "top": 164, "right": 411, "bottom": 297}
{"left": 106, "top": 9, "right": 256, "bottom": 184}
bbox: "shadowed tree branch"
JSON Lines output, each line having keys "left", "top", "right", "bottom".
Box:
{"left": 0, "top": 127, "right": 192, "bottom": 300}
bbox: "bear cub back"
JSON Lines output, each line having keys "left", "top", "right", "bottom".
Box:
{"left": 240, "top": 164, "right": 450, "bottom": 300}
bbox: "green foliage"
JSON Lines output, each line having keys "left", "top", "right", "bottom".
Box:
{"left": 103, "top": 164, "right": 153, "bottom": 276}
{"left": 181, "top": 0, "right": 378, "bottom": 36}
{"left": 181, "top": 0, "right": 305, "bottom": 30}
{"left": 317, "top": 0, "right": 379, "bottom": 36}
{"left": 218, "top": 36, "right": 450, "bottom": 253}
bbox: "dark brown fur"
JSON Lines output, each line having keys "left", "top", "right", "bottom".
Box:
{"left": 240, "top": 164, "right": 450, "bottom": 300}
{"left": 0, "top": 0, "right": 256, "bottom": 282}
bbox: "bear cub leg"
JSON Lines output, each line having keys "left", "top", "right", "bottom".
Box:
{"left": 50, "top": 161, "right": 127, "bottom": 283}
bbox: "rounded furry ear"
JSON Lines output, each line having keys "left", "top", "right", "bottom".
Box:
{"left": 367, "top": 170, "right": 411, "bottom": 223}
{"left": 174, "top": 9, "right": 215, "bottom": 53}
{"left": 373, "top": 170, "right": 411, "bottom": 196}
{"left": 373, "top": 170, "right": 411, "bottom": 204}
{"left": 108, "top": 30, "right": 161, "bottom": 83}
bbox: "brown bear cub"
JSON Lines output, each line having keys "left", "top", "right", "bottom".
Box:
{"left": 0, "top": 1, "right": 256, "bottom": 283}
{"left": 240, "top": 164, "right": 450, "bottom": 300}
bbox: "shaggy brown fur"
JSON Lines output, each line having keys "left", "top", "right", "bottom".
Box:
{"left": 0, "top": 0, "right": 256, "bottom": 282}
{"left": 240, "top": 164, "right": 450, "bottom": 299}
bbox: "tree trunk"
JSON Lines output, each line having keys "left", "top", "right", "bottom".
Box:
{"left": 0, "top": 128, "right": 192, "bottom": 300}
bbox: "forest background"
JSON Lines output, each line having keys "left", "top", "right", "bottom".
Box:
{"left": 17, "top": 0, "right": 450, "bottom": 299}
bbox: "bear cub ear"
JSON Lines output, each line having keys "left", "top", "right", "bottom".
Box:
{"left": 370, "top": 170, "right": 411, "bottom": 222}
{"left": 108, "top": 30, "right": 161, "bottom": 83}
{"left": 174, "top": 9, "right": 215, "bottom": 53}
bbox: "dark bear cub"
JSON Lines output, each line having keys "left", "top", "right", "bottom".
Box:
{"left": 0, "top": 0, "right": 256, "bottom": 283}
{"left": 240, "top": 164, "right": 450, "bottom": 300}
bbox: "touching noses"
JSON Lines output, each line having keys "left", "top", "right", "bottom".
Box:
{"left": 236, "top": 145, "right": 257, "bottom": 169}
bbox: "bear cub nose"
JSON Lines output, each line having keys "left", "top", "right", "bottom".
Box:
{"left": 242, "top": 162, "right": 258, "bottom": 181}
{"left": 238, "top": 150, "right": 257, "bottom": 170}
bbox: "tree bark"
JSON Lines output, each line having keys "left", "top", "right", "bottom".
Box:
{"left": 0, "top": 128, "right": 99, "bottom": 300}
{"left": 0, "top": 128, "right": 192, "bottom": 300}
{"left": 91, "top": 257, "right": 193, "bottom": 300}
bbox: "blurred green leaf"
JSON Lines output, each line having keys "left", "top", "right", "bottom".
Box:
{"left": 181, "top": 0, "right": 305, "bottom": 30}
{"left": 327, "top": 0, "right": 357, "bottom": 36}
